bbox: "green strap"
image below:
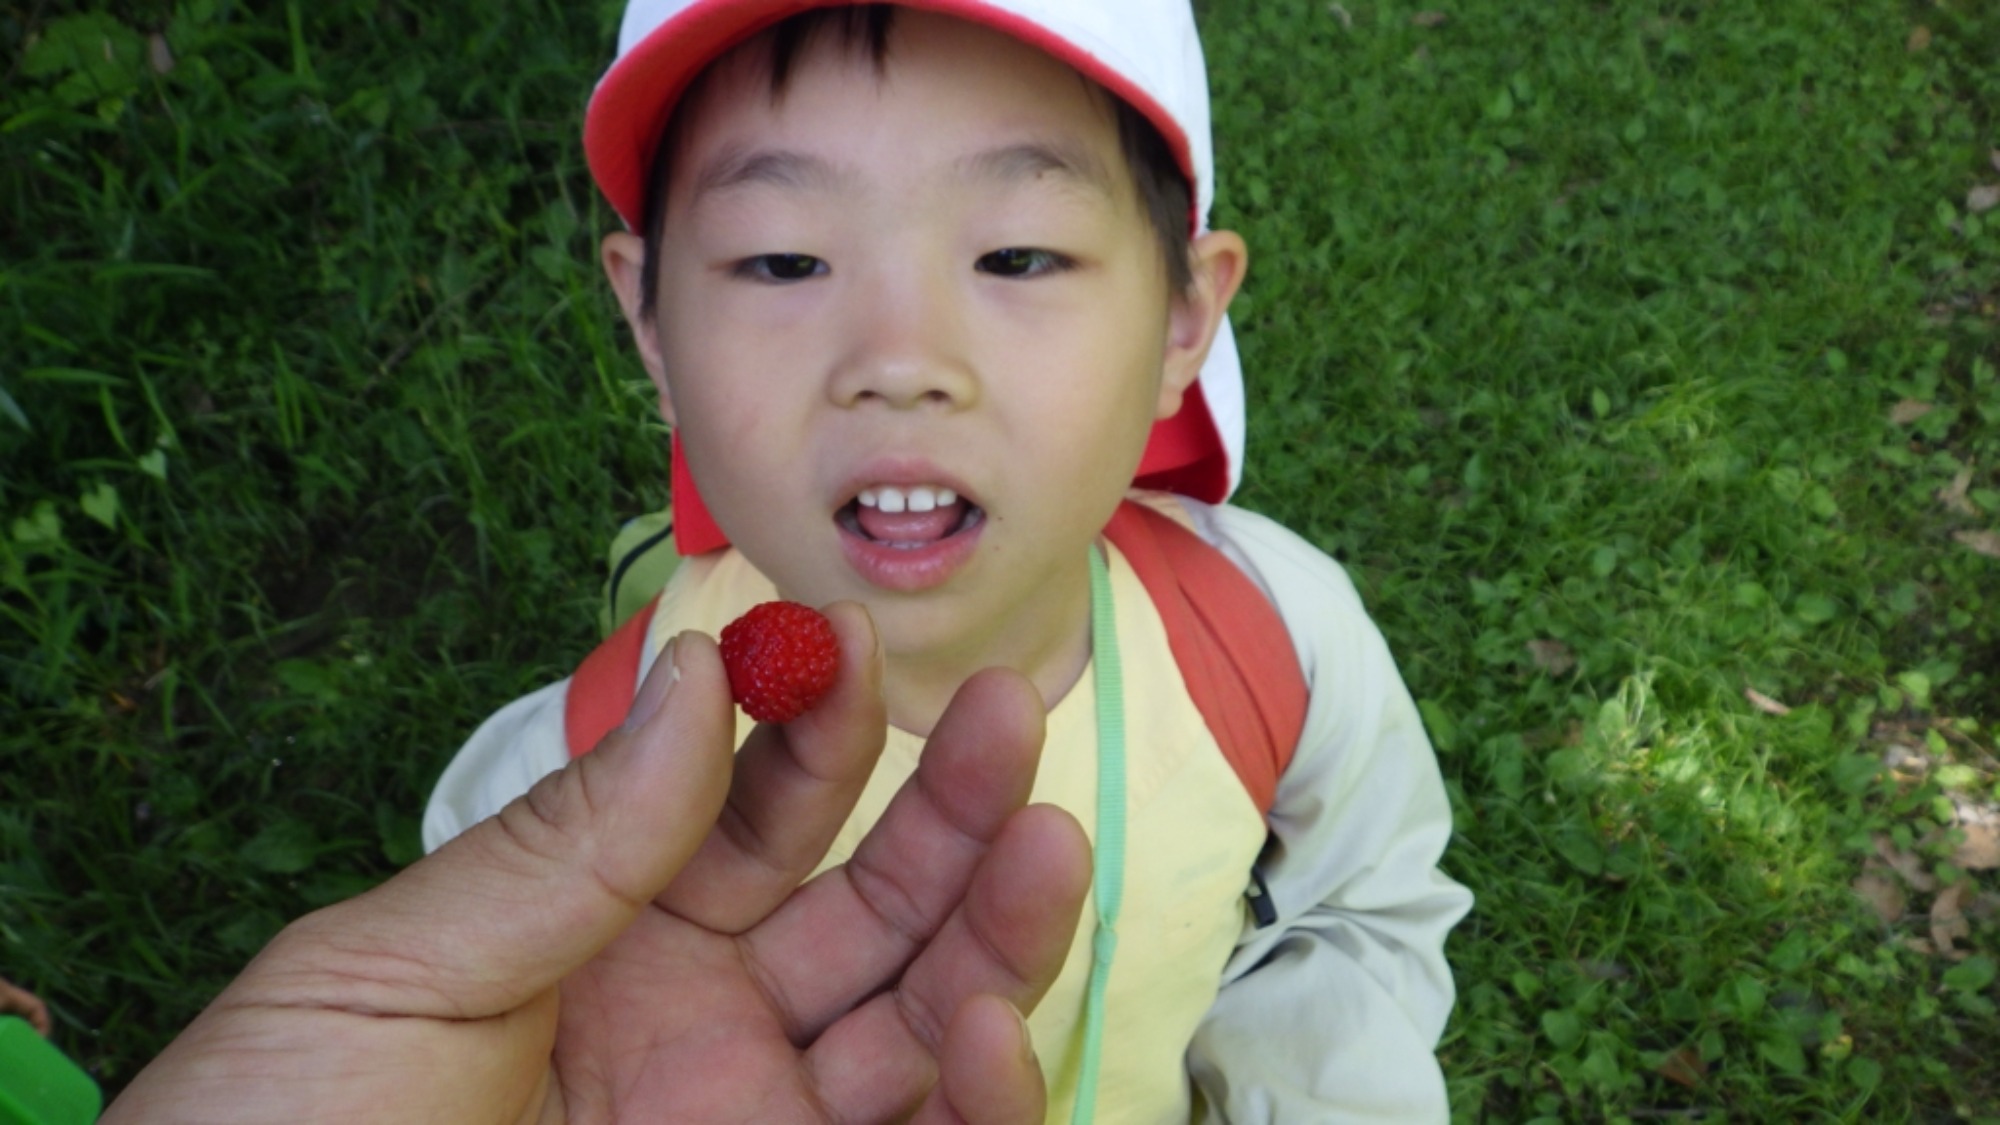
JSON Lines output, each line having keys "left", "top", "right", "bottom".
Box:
{"left": 1071, "top": 544, "right": 1126, "bottom": 1125}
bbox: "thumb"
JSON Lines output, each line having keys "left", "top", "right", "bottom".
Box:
{"left": 250, "top": 633, "right": 738, "bottom": 1019}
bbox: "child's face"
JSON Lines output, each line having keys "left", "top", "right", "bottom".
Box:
{"left": 607, "top": 11, "right": 1239, "bottom": 674}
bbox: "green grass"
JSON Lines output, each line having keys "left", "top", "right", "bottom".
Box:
{"left": 4, "top": 0, "right": 1997, "bottom": 1119}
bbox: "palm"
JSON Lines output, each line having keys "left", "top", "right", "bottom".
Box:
{"left": 554, "top": 910, "right": 834, "bottom": 1120}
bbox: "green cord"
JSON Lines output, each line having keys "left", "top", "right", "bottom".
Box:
{"left": 1071, "top": 544, "right": 1126, "bottom": 1125}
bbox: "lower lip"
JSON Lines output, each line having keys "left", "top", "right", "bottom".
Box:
{"left": 837, "top": 517, "right": 984, "bottom": 592}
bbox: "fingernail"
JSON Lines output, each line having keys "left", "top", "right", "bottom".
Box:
{"left": 866, "top": 610, "right": 886, "bottom": 697}
{"left": 1012, "top": 1002, "right": 1035, "bottom": 1066}
{"left": 621, "top": 638, "right": 680, "bottom": 733}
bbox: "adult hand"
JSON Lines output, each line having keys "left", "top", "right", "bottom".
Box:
{"left": 105, "top": 605, "right": 1091, "bottom": 1123}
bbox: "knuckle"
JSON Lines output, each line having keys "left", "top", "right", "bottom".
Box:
{"left": 845, "top": 856, "right": 933, "bottom": 949}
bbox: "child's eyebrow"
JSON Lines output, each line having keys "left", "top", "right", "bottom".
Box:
{"left": 689, "top": 140, "right": 1117, "bottom": 206}
{"left": 956, "top": 141, "right": 1116, "bottom": 200}
{"left": 692, "top": 147, "right": 848, "bottom": 203}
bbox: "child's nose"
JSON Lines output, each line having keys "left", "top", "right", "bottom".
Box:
{"left": 825, "top": 272, "right": 979, "bottom": 411}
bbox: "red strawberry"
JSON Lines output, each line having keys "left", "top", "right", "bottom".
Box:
{"left": 719, "top": 601, "right": 840, "bottom": 723}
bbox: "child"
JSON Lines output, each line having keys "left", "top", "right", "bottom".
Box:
{"left": 425, "top": 1, "right": 1472, "bottom": 1119}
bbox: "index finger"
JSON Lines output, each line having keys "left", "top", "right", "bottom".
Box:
{"left": 736, "top": 668, "right": 1052, "bottom": 1040}
{"left": 655, "top": 600, "right": 889, "bottom": 932}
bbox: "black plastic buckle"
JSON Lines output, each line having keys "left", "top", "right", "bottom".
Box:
{"left": 1245, "top": 866, "right": 1277, "bottom": 928}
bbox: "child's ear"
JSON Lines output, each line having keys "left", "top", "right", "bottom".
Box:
{"left": 1157, "top": 230, "right": 1249, "bottom": 420}
{"left": 601, "top": 231, "right": 678, "bottom": 426}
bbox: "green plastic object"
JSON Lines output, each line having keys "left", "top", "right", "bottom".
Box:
{"left": 1070, "top": 545, "right": 1127, "bottom": 1125}
{"left": 0, "top": 1018, "right": 101, "bottom": 1125}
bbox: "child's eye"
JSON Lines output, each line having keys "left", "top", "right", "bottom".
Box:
{"left": 976, "top": 248, "right": 1073, "bottom": 278}
{"left": 735, "top": 254, "right": 826, "bottom": 282}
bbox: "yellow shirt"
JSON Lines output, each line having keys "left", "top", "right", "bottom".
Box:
{"left": 648, "top": 540, "right": 1269, "bottom": 1123}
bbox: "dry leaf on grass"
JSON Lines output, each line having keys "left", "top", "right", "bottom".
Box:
{"left": 1907, "top": 25, "right": 1932, "bottom": 51}
{"left": 1952, "top": 819, "right": 2000, "bottom": 871}
{"left": 1744, "top": 687, "right": 1792, "bottom": 716}
{"left": 148, "top": 33, "right": 175, "bottom": 75}
{"left": 1946, "top": 797, "right": 2000, "bottom": 871}
{"left": 1882, "top": 742, "right": 1932, "bottom": 783}
{"left": 1953, "top": 530, "right": 2000, "bottom": 559}
{"left": 1969, "top": 184, "right": 2000, "bottom": 215}
{"left": 1931, "top": 882, "right": 1971, "bottom": 958}
{"left": 1854, "top": 872, "right": 1907, "bottom": 923}
{"left": 1873, "top": 834, "right": 1937, "bottom": 892}
{"left": 1938, "top": 467, "right": 1977, "bottom": 516}
{"left": 1527, "top": 639, "right": 1575, "bottom": 676}
{"left": 1655, "top": 1047, "right": 1707, "bottom": 1089}
{"left": 1411, "top": 10, "right": 1449, "bottom": 28}
{"left": 1891, "top": 398, "right": 1935, "bottom": 425}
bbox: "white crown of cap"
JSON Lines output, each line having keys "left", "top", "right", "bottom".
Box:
{"left": 617, "top": 0, "right": 1215, "bottom": 225}
{"left": 598, "top": 0, "right": 1245, "bottom": 499}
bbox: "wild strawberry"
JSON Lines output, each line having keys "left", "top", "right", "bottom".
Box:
{"left": 719, "top": 601, "right": 840, "bottom": 723}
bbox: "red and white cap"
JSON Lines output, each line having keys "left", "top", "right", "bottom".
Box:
{"left": 586, "top": 0, "right": 1244, "bottom": 554}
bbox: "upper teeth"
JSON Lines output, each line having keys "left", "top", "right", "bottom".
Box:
{"left": 858, "top": 485, "right": 957, "bottom": 514}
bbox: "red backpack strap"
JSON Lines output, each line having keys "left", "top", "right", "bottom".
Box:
{"left": 1103, "top": 501, "right": 1308, "bottom": 817}
{"left": 564, "top": 596, "right": 660, "bottom": 758}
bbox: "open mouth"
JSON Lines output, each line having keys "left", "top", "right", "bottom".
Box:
{"left": 835, "top": 484, "right": 985, "bottom": 549}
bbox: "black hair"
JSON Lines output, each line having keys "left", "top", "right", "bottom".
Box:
{"left": 635, "top": 5, "right": 1195, "bottom": 315}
